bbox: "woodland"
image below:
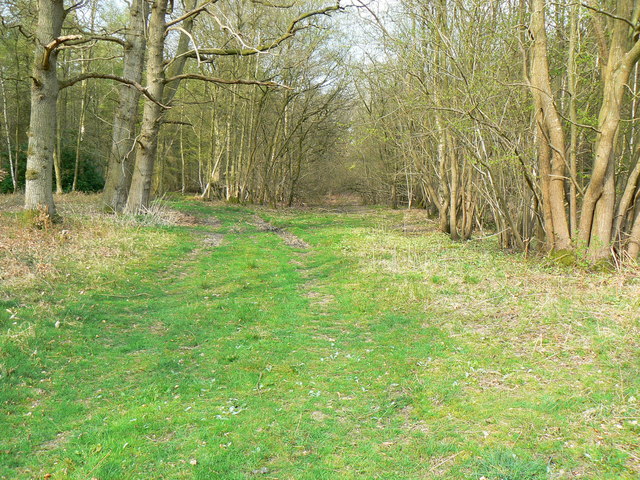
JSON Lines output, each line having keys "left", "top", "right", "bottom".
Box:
{"left": 1, "top": 0, "right": 640, "bottom": 263}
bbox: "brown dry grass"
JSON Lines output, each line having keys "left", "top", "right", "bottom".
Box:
{"left": 0, "top": 193, "right": 183, "bottom": 292}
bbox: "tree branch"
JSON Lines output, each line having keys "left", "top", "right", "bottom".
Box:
{"left": 250, "top": 0, "right": 296, "bottom": 8}
{"left": 42, "top": 35, "right": 82, "bottom": 69}
{"left": 59, "top": 35, "right": 126, "bottom": 48}
{"left": 0, "top": 14, "right": 34, "bottom": 40}
{"left": 165, "top": 73, "right": 291, "bottom": 89}
{"left": 582, "top": 0, "right": 610, "bottom": 65}
{"left": 623, "top": 37, "right": 640, "bottom": 68}
{"left": 64, "top": 1, "right": 87, "bottom": 16}
{"left": 181, "top": 2, "right": 342, "bottom": 58}
{"left": 167, "top": 27, "right": 201, "bottom": 64}
{"left": 166, "top": 0, "right": 217, "bottom": 28}
{"left": 581, "top": 3, "right": 636, "bottom": 29}
{"left": 60, "top": 73, "right": 170, "bottom": 109}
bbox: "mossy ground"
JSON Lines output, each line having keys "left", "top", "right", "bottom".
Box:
{"left": 1, "top": 195, "right": 639, "bottom": 479}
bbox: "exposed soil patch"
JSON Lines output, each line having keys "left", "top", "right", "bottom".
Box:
{"left": 311, "top": 411, "right": 328, "bottom": 421}
{"left": 174, "top": 213, "right": 221, "bottom": 228}
{"left": 302, "top": 278, "right": 334, "bottom": 308}
{"left": 149, "top": 322, "right": 169, "bottom": 335}
{"left": 279, "top": 231, "right": 310, "bottom": 249}
{"left": 201, "top": 216, "right": 222, "bottom": 227}
{"left": 304, "top": 290, "right": 335, "bottom": 307}
{"left": 37, "top": 431, "right": 71, "bottom": 452}
{"left": 181, "top": 215, "right": 223, "bottom": 249}
{"left": 252, "top": 215, "right": 310, "bottom": 249}
{"left": 202, "top": 233, "right": 224, "bottom": 247}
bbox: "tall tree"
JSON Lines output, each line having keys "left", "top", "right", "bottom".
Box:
{"left": 21, "top": 0, "right": 164, "bottom": 217}
{"left": 124, "top": 0, "right": 342, "bottom": 213}
{"left": 24, "top": 0, "right": 65, "bottom": 215}
{"left": 124, "top": 0, "right": 170, "bottom": 213}
{"left": 102, "top": 0, "right": 149, "bottom": 212}
{"left": 528, "top": 0, "right": 571, "bottom": 251}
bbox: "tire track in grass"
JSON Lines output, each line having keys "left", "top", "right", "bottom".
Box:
{"left": 251, "top": 214, "right": 335, "bottom": 313}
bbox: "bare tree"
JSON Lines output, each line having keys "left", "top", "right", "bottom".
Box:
{"left": 124, "top": 0, "right": 342, "bottom": 213}
{"left": 22, "top": 0, "right": 164, "bottom": 217}
{"left": 102, "top": 0, "right": 149, "bottom": 212}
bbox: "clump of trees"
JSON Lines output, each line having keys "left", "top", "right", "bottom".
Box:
{"left": 0, "top": 0, "right": 344, "bottom": 214}
{"left": 348, "top": 0, "right": 640, "bottom": 263}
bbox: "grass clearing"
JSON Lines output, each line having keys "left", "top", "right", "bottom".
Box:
{"left": 1, "top": 196, "right": 639, "bottom": 479}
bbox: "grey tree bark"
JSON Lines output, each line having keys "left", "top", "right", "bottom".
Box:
{"left": 125, "top": 0, "right": 169, "bottom": 214}
{"left": 102, "top": 0, "right": 148, "bottom": 212}
{"left": 125, "top": 0, "right": 201, "bottom": 213}
{"left": 24, "top": 0, "right": 65, "bottom": 216}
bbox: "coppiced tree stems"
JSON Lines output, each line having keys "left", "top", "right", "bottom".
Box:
{"left": 347, "top": 0, "right": 640, "bottom": 262}
{"left": 578, "top": 0, "right": 640, "bottom": 260}
{"left": 529, "top": 0, "right": 571, "bottom": 252}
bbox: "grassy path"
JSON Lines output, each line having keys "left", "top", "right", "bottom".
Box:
{"left": 1, "top": 200, "right": 640, "bottom": 479}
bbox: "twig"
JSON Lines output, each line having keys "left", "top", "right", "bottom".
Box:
{"left": 427, "top": 451, "right": 461, "bottom": 473}
{"left": 93, "top": 293, "right": 152, "bottom": 298}
{"left": 60, "top": 73, "right": 170, "bottom": 109}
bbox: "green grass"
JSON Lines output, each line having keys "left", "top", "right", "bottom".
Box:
{"left": 1, "top": 199, "right": 639, "bottom": 479}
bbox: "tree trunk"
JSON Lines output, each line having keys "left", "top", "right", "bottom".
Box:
{"left": 54, "top": 50, "right": 67, "bottom": 194}
{"left": 567, "top": 0, "right": 579, "bottom": 238}
{"left": 448, "top": 133, "right": 459, "bottom": 240}
{"left": 0, "top": 69, "right": 16, "bottom": 192}
{"left": 24, "top": 0, "right": 65, "bottom": 216}
{"left": 578, "top": 0, "right": 640, "bottom": 260}
{"left": 103, "top": 0, "right": 148, "bottom": 212}
{"left": 72, "top": 76, "right": 87, "bottom": 192}
{"left": 53, "top": 101, "right": 63, "bottom": 194}
{"left": 613, "top": 147, "right": 640, "bottom": 244}
{"left": 626, "top": 201, "right": 640, "bottom": 260}
{"left": 180, "top": 108, "right": 186, "bottom": 194}
{"left": 529, "top": 0, "right": 571, "bottom": 251}
{"left": 125, "top": 0, "right": 168, "bottom": 214}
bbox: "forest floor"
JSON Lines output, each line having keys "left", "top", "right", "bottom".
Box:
{"left": 1, "top": 194, "right": 640, "bottom": 480}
